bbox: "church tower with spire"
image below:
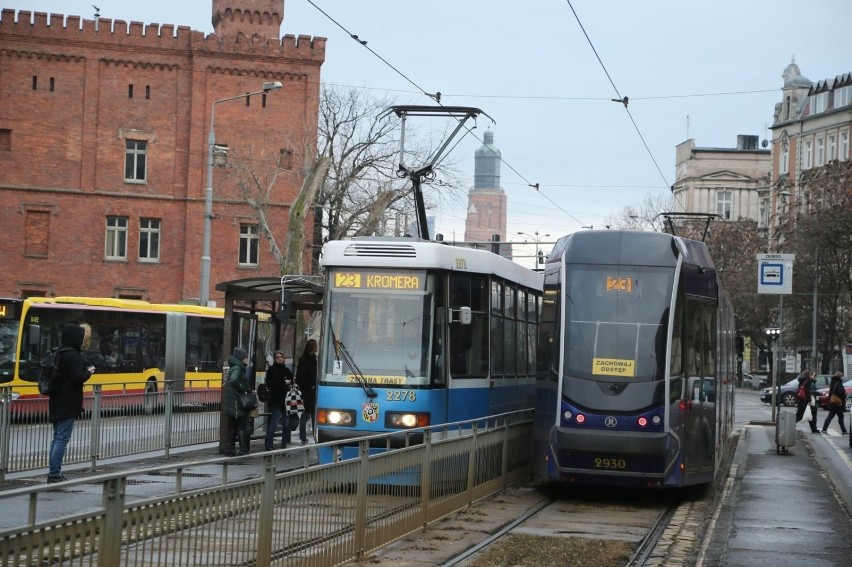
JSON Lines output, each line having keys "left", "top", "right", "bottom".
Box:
{"left": 464, "top": 130, "right": 508, "bottom": 249}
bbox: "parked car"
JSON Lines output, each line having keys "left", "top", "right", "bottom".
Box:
{"left": 816, "top": 379, "right": 852, "bottom": 410}
{"left": 760, "top": 374, "right": 834, "bottom": 406}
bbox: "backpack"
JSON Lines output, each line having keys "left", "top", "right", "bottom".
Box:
{"left": 796, "top": 381, "right": 808, "bottom": 402}
{"left": 38, "top": 346, "right": 71, "bottom": 396}
{"left": 257, "top": 382, "right": 270, "bottom": 403}
{"left": 285, "top": 384, "right": 305, "bottom": 415}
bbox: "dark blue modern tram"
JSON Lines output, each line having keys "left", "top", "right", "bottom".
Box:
{"left": 315, "top": 238, "right": 543, "bottom": 464}
{"left": 532, "top": 230, "right": 735, "bottom": 487}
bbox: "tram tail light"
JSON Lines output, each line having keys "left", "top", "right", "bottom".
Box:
{"left": 637, "top": 416, "right": 648, "bottom": 428}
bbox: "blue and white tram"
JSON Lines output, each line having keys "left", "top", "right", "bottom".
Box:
{"left": 532, "top": 230, "right": 735, "bottom": 488}
{"left": 315, "top": 237, "right": 543, "bottom": 463}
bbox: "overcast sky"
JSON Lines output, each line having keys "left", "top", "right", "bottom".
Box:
{"left": 5, "top": 0, "right": 851, "bottom": 263}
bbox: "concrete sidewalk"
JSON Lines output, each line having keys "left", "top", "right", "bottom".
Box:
{"left": 702, "top": 416, "right": 852, "bottom": 566}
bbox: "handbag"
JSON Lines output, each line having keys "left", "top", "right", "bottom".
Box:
{"left": 238, "top": 391, "right": 259, "bottom": 411}
{"left": 829, "top": 394, "right": 843, "bottom": 408}
{"left": 285, "top": 384, "right": 305, "bottom": 415}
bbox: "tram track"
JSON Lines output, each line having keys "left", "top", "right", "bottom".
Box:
{"left": 360, "top": 482, "right": 704, "bottom": 567}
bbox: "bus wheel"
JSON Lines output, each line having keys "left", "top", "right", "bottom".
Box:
{"left": 143, "top": 379, "right": 158, "bottom": 414}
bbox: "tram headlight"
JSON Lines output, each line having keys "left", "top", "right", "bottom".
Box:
{"left": 317, "top": 408, "right": 356, "bottom": 426}
{"left": 563, "top": 410, "right": 573, "bottom": 421}
{"left": 637, "top": 416, "right": 648, "bottom": 427}
{"left": 651, "top": 415, "right": 661, "bottom": 425}
{"left": 386, "top": 412, "right": 429, "bottom": 429}
{"left": 574, "top": 413, "right": 586, "bottom": 424}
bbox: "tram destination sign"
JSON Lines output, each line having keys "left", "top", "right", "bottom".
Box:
{"left": 756, "top": 253, "right": 794, "bottom": 295}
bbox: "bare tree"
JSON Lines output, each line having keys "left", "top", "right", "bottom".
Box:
{"left": 605, "top": 192, "right": 677, "bottom": 231}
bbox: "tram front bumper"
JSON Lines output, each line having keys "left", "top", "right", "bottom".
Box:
{"left": 552, "top": 427, "right": 678, "bottom": 479}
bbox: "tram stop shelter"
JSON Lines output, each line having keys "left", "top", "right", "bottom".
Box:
{"left": 214, "top": 276, "right": 324, "bottom": 454}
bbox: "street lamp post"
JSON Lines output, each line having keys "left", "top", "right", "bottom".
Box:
{"left": 766, "top": 327, "right": 781, "bottom": 421}
{"left": 517, "top": 231, "right": 550, "bottom": 269}
{"left": 199, "top": 81, "right": 283, "bottom": 307}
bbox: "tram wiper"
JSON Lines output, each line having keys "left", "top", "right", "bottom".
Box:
{"left": 331, "top": 328, "right": 377, "bottom": 398}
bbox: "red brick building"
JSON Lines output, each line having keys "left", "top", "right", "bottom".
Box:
{"left": 0, "top": 0, "right": 325, "bottom": 305}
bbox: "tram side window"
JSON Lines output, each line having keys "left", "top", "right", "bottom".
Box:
{"left": 449, "top": 274, "right": 488, "bottom": 378}
{"left": 702, "top": 303, "right": 716, "bottom": 378}
{"left": 669, "top": 290, "right": 684, "bottom": 378}
{"left": 538, "top": 275, "right": 559, "bottom": 380}
{"left": 490, "top": 280, "right": 504, "bottom": 378}
{"left": 503, "top": 284, "right": 516, "bottom": 378}
{"left": 686, "top": 300, "right": 703, "bottom": 377}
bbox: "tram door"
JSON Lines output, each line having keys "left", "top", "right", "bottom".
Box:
{"left": 683, "top": 302, "right": 717, "bottom": 475}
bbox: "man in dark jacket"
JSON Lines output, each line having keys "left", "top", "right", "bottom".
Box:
{"left": 264, "top": 350, "right": 294, "bottom": 450}
{"left": 296, "top": 339, "right": 318, "bottom": 445}
{"left": 48, "top": 323, "right": 94, "bottom": 482}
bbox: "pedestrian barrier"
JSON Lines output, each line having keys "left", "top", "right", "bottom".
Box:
{"left": 0, "top": 381, "right": 222, "bottom": 484}
{"left": 0, "top": 411, "right": 533, "bottom": 567}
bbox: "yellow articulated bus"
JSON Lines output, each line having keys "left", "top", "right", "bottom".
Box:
{"left": 0, "top": 297, "right": 224, "bottom": 411}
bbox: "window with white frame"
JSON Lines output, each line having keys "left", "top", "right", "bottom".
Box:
{"left": 781, "top": 142, "right": 789, "bottom": 174}
{"left": 835, "top": 85, "right": 852, "bottom": 108}
{"left": 816, "top": 138, "right": 825, "bottom": 166}
{"left": 239, "top": 224, "right": 259, "bottom": 265}
{"left": 803, "top": 140, "right": 813, "bottom": 169}
{"left": 829, "top": 134, "right": 837, "bottom": 161}
{"left": 841, "top": 131, "right": 849, "bottom": 161}
{"left": 809, "top": 92, "right": 828, "bottom": 114}
{"left": 716, "top": 190, "right": 732, "bottom": 220}
{"left": 125, "top": 139, "right": 147, "bottom": 182}
{"left": 105, "top": 216, "right": 128, "bottom": 260}
{"left": 139, "top": 218, "right": 160, "bottom": 261}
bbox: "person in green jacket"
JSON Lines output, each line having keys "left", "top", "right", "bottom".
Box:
{"left": 224, "top": 347, "right": 252, "bottom": 456}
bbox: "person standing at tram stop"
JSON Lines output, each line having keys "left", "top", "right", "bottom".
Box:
{"left": 794, "top": 370, "right": 820, "bottom": 434}
{"left": 265, "top": 350, "right": 294, "bottom": 450}
{"left": 224, "top": 347, "right": 252, "bottom": 456}
{"left": 296, "top": 339, "right": 318, "bottom": 445}
{"left": 821, "top": 371, "right": 848, "bottom": 434}
{"left": 47, "top": 323, "right": 95, "bottom": 483}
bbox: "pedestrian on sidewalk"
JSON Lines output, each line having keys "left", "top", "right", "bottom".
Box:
{"left": 48, "top": 323, "right": 95, "bottom": 483}
{"left": 821, "top": 372, "right": 848, "bottom": 434}
{"left": 794, "top": 370, "right": 820, "bottom": 434}
{"left": 264, "top": 350, "right": 293, "bottom": 450}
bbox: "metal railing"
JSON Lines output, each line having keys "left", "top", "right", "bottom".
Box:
{"left": 0, "top": 411, "right": 533, "bottom": 567}
{"left": 0, "top": 381, "right": 222, "bottom": 483}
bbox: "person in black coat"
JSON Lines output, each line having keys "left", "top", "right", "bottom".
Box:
{"left": 821, "top": 372, "right": 848, "bottom": 434}
{"left": 295, "top": 339, "right": 318, "bottom": 445}
{"left": 48, "top": 323, "right": 94, "bottom": 482}
{"left": 264, "top": 350, "right": 294, "bottom": 450}
{"left": 794, "top": 370, "right": 820, "bottom": 434}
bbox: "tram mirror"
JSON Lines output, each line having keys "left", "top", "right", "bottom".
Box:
{"left": 459, "top": 307, "right": 472, "bottom": 325}
{"left": 27, "top": 324, "right": 41, "bottom": 346}
{"left": 278, "top": 289, "right": 294, "bottom": 321}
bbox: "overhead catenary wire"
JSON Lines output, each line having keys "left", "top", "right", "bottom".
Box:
{"left": 562, "top": 0, "right": 686, "bottom": 212}
{"left": 305, "top": 0, "right": 590, "bottom": 228}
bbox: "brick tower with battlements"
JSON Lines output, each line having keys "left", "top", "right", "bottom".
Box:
{"left": 0, "top": 1, "right": 325, "bottom": 303}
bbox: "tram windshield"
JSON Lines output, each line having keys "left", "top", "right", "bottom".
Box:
{"left": 322, "top": 270, "right": 433, "bottom": 387}
{"left": 564, "top": 265, "right": 674, "bottom": 383}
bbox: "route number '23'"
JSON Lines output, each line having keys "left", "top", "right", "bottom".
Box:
{"left": 386, "top": 390, "right": 416, "bottom": 402}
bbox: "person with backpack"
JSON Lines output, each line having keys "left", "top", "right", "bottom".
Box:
{"left": 821, "top": 372, "right": 848, "bottom": 434}
{"left": 264, "top": 350, "right": 294, "bottom": 451}
{"left": 793, "top": 370, "right": 819, "bottom": 434}
{"left": 295, "top": 339, "right": 318, "bottom": 445}
{"left": 223, "top": 347, "right": 252, "bottom": 456}
{"left": 47, "top": 323, "right": 95, "bottom": 483}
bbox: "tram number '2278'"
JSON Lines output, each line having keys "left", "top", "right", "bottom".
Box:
{"left": 594, "top": 457, "right": 628, "bottom": 470}
{"left": 386, "top": 390, "right": 416, "bottom": 402}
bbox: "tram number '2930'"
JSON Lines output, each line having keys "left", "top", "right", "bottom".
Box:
{"left": 386, "top": 390, "right": 416, "bottom": 402}
{"left": 594, "top": 457, "right": 627, "bottom": 470}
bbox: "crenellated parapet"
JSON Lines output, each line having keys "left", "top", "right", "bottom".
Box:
{"left": 0, "top": 9, "right": 325, "bottom": 63}
{"left": 205, "top": 66, "right": 307, "bottom": 82}
{"left": 0, "top": 48, "right": 84, "bottom": 63}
